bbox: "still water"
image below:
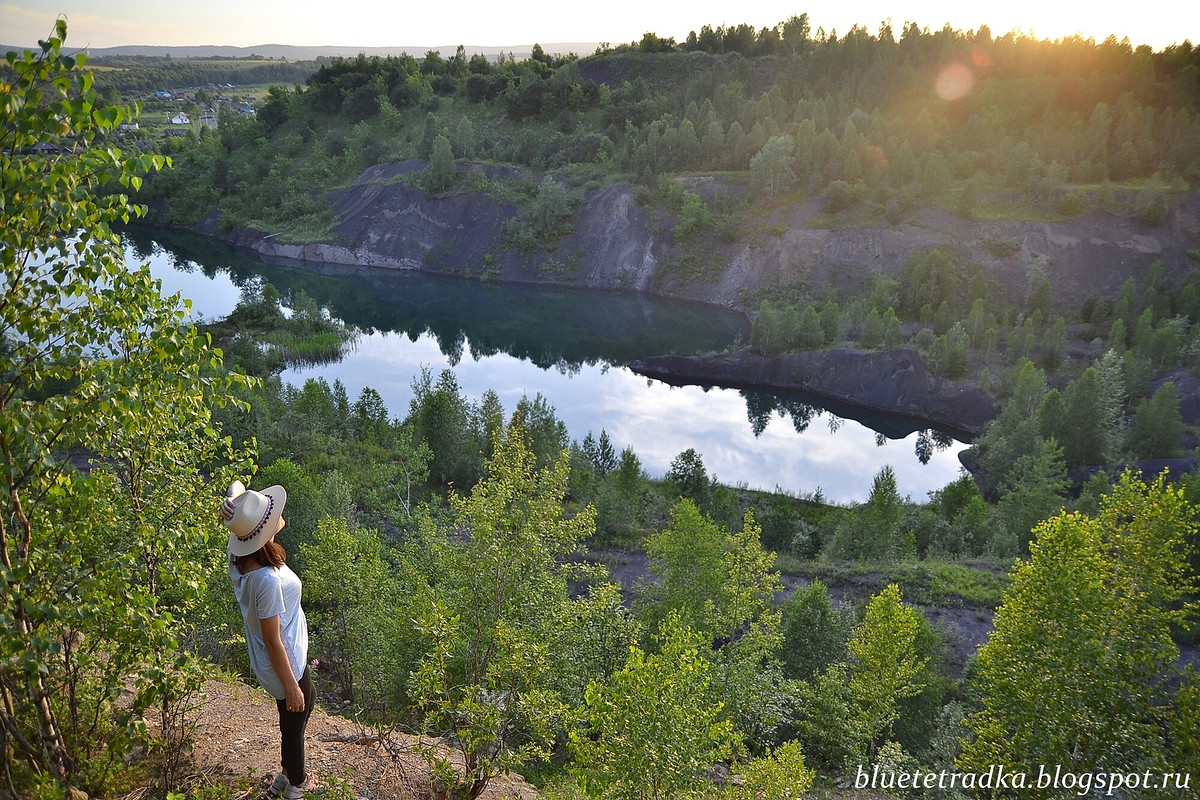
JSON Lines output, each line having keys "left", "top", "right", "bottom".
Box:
{"left": 126, "top": 226, "right": 967, "bottom": 503}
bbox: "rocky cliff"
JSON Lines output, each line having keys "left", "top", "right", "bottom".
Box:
{"left": 231, "top": 161, "right": 1200, "bottom": 314}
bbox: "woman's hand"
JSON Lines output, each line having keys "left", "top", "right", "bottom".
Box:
{"left": 284, "top": 680, "right": 305, "bottom": 712}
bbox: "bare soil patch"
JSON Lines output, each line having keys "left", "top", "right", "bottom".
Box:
{"left": 186, "top": 677, "right": 537, "bottom": 800}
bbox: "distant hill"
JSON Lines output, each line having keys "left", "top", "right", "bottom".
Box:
{"left": 0, "top": 42, "right": 599, "bottom": 61}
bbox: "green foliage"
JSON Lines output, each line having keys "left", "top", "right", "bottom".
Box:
{"left": 665, "top": 448, "right": 714, "bottom": 512}
{"left": 640, "top": 501, "right": 779, "bottom": 640}
{"left": 299, "top": 517, "right": 413, "bottom": 716}
{"left": 963, "top": 473, "right": 1198, "bottom": 784}
{"left": 424, "top": 133, "right": 456, "bottom": 192}
{"left": 928, "top": 321, "right": 970, "bottom": 377}
{"left": 511, "top": 392, "right": 569, "bottom": 469}
{"left": 568, "top": 613, "right": 740, "bottom": 800}
{"left": 408, "top": 367, "right": 486, "bottom": 489}
{"left": 722, "top": 740, "right": 814, "bottom": 800}
{"left": 637, "top": 503, "right": 788, "bottom": 744}
{"left": 1129, "top": 381, "right": 1184, "bottom": 459}
{"left": 504, "top": 178, "right": 583, "bottom": 252}
{"left": 139, "top": 14, "right": 1200, "bottom": 251}
{"left": 749, "top": 135, "right": 796, "bottom": 198}
{"left": 0, "top": 23, "right": 250, "bottom": 794}
{"left": 846, "top": 584, "right": 929, "bottom": 759}
{"left": 822, "top": 179, "right": 858, "bottom": 213}
{"left": 788, "top": 583, "right": 932, "bottom": 772}
{"left": 410, "top": 422, "right": 597, "bottom": 799}
{"left": 969, "top": 359, "right": 1048, "bottom": 499}
{"left": 779, "top": 580, "right": 850, "bottom": 680}
{"left": 994, "top": 438, "right": 1069, "bottom": 556}
{"left": 1134, "top": 173, "right": 1170, "bottom": 226}
{"left": 789, "top": 663, "right": 862, "bottom": 771}
{"left": 202, "top": 288, "right": 355, "bottom": 377}
{"left": 826, "top": 466, "right": 914, "bottom": 562}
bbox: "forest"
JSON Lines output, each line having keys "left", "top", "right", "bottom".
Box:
{"left": 88, "top": 54, "right": 318, "bottom": 95}
{"left": 138, "top": 15, "right": 1200, "bottom": 238}
{"left": 2, "top": 17, "right": 1200, "bottom": 800}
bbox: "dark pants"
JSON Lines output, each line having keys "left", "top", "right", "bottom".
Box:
{"left": 276, "top": 667, "right": 316, "bottom": 786}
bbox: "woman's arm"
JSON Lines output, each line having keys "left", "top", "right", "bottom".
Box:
{"left": 261, "top": 614, "right": 305, "bottom": 711}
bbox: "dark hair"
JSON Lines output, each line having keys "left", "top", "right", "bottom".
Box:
{"left": 234, "top": 540, "right": 286, "bottom": 574}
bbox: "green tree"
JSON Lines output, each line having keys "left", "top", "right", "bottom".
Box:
{"left": 407, "top": 367, "right": 482, "bottom": 488}
{"left": 1, "top": 24, "right": 247, "bottom": 794}
{"left": 860, "top": 308, "right": 884, "bottom": 349}
{"left": 1058, "top": 367, "right": 1106, "bottom": 466}
{"left": 452, "top": 116, "right": 476, "bottom": 158}
{"left": 826, "top": 466, "right": 912, "bottom": 562}
{"left": 666, "top": 448, "right": 713, "bottom": 512}
{"left": 1095, "top": 348, "right": 1127, "bottom": 461}
{"left": 300, "top": 517, "right": 413, "bottom": 714}
{"left": 425, "top": 133, "right": 456, "bottom": 192}
{"left": 750, "top": 134, "right": 796, "bottom": 198}
{"left": 750, "top": 302, "right": 783, "bottom": 356}
{"left": 639, "top": 502, "right": 786, "bottom": 743}
{"left": 409, "top": 422, "right": 596, "bottom": 800}
{"left": 639, "top": 499, "right": 730, "bottom": 635}
{"left": 963, "top": 473, "right": 1198, "bottom": 786}
{"left": 971, "top": 360, "right": 1048, "bottom": 498}
{"left": 994, "top": 438, "right": 1069, "bottom": 555}
{"left": 503, "top": 177, "right": 582, "bottom": 252}
{"left": 420, "top": 110, "right": 441, "bottom": 156}
{"left": 846, "top": 584, "right": 929, "bottom": 761}
{"left": 780, "top": 580, "right": 850, "bottom": 680}
{"left": 722, "top": 740, "right": 815, "bottom": 800}
{"left": 569, "top": 613, "right": 740, "bottom": 800}
{"left": 511, "top": 392, "right": 568, "bottom": 469}
{"left": 1129, "top": 382, "right": 1183, "bottom": 458}
{"left": 928, "top": 321, "right": 969, "bottom": 377}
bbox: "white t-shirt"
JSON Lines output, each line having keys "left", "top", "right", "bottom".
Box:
{"left": 229, "top": 557, "right": 309, "bottom": 701}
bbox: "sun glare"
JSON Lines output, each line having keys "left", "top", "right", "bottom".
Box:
{"left": 935, "top": 62, "right": 974, "bottom": 102}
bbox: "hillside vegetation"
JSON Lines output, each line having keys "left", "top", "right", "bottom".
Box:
{"left": 4, "top": 19, "right": 1200, "bottom": 800}
{"left": 139, "top": 18, "right": 1200, "bottom": 239}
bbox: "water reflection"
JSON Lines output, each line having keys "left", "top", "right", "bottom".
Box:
{"left": 740, "top": 390, "right": 956, "bottom": 465}
{"left": 127, "top": 226, "right": 968, "bottom": 502}
{"left": 124, "top": 225, "right": 745, "bottom": 372}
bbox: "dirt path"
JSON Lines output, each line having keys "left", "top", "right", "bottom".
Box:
{"left": 188, "top": 678, "right": 538, "bottom": 799}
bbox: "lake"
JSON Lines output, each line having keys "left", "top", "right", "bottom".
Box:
{"left": 125, "top": 226, "right": 968, "bottom": 503}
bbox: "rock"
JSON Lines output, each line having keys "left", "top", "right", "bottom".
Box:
{"left": 212, "top": 168, "right": 1200, "bottom": 319}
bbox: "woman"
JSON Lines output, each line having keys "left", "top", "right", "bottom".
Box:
{"left": 221, "top": 481, "right": 315, "bottom": 799}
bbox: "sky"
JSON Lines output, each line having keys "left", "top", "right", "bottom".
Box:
{"left": 2, "top": 0, "right": 1195, "bottom": 52}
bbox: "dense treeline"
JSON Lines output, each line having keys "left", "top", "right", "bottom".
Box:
{"left": 143, "top": 14, "right": 1200, "bottom": 241}
{"left": 88, "top": 55, "right": 319, "bottom": 93}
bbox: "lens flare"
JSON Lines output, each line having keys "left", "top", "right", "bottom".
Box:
{"left": 935, "top": 62, "right": 974, "bottom": 101}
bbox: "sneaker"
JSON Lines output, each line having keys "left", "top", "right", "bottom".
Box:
{"left": 281, "top": 773, "right": 318, "bottom": 799}
{"left": 267, "top": 772, "right": 289, "bottom": 798}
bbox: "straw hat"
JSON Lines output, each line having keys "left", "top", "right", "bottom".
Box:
{"left": 222, "top": 480, "right": 287, "bottom": 557}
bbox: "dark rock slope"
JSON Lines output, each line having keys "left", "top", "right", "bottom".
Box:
{"left": 237, "top": 161, "right": 667, "bottom": 292}
{"left": 234, "top": 162, "right": 1200, "bottom": 315}
{"left": 630, "top": 347, "right": 998, "bottom": 438}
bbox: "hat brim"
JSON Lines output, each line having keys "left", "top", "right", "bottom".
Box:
{"left": 226, "top": 484, "right": 287, "bottom": 557}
